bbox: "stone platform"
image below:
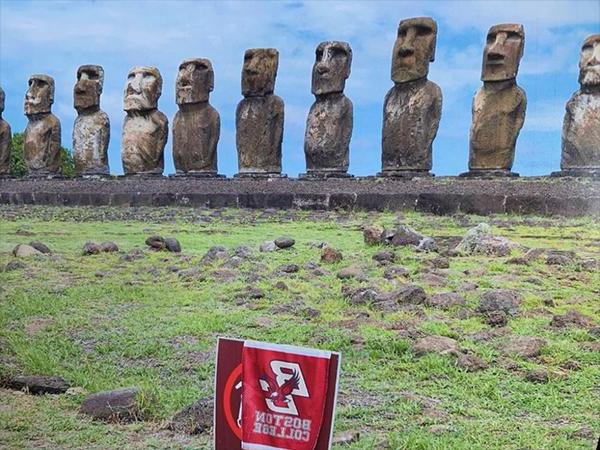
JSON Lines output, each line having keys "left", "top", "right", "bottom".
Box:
{"left": 0, "top": 177, "right": 598, "bottom": 216}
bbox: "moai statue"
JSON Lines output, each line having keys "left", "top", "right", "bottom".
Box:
{"left": 0, "top": 86, "right": 11, "bottom": 177}
{"left": 121, "top": 67, "right": 168, "bottom": 176}
{"left": 554, "top": 34, "right": 600, "bottom": 177}
{"left": 462, "top": 24, "right": 526, "bottom": 177}
{"left": 73, "top": 65, "right": 110, "bottom": 176}
{"left": 302, "top": 41, "right": 353, "bottom": 179}
{"left": 24, "top": 75, "right": 62, "bottom": 177}
{"left": 173, "top": 58, "right": 221, "bottom": 177}
{"left": 235, "top": 48, "right": 285, "bottom": 177}
{"left": 380, "top": 17, "right": 442, "bottom": 178}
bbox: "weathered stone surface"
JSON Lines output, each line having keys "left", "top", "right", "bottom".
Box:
{"left": 99, "top": 241, "right": 119, "bottom": 253}
{"left": 0, "top": 86, "right": 11, "bottom": 175}
{"left": 73, "top": 65, "right": 110, "bottom": 176}
{"left": 164, "top": 237, "right": 181, "bottom": 253}
{"left": 387, "top": 284, "right": 427, "bottom": 305}
{"left": 321, "top": 246, "right": 343, "bottom": 263}
{"left": 80, "top": 387, "right": 140, "bottom": 421}
{"left": 337, "top": 266, "right": 364, "bottom": 280}
{"left": 381, "top": 17, "right": 441, "bottom": 176}
{"left": 426, "top": 292, "right": 466, "bottom": 309}
{"left": 28, "top": 241, "right": 51, "bottom": 254}
{"left": 168, "top": 397, "right": 213, "bottom": 435}
{"left": 456, "top": 353, "right": 488, "bottom": 372}
{"left": 477, "top": 289, "right": 521, "bottom": 317}
{"left": 465, "top": 24, "right": 526, "bottom": 176}
{"left": 121, "top": 67, "right": 168, "bottom": 175}
{"left": 550, "top": 310, "right": 595, "bottom": 329}
{"left": 24, "top": 74, "right": 61, "bottom": 176}
{"left": 559, "top": 35, "right": 600, "bottom": 177}
{"left": 13, "top": 244, "right": 43, "bottom": 257}
{"left": 456, "top": 223, "right": 519, "bottom": 256}
{"left": 363, "top": 225, "right": 383, "bottom": 245}
{"left": 7, "top": 375, "right": 70, "bottom": 395}
{"left": 145, "top": 235, "right": 166, "bottom": 250}
{"left": 173, "top": 59, "right": 220, "bottom": 176}
{"left": 304, "top": 42, "right": 353, "bottom": 177}
{"left": 236, "top": 49, "right": 284, "bottom": 176}
{"left": 503, "top": 336, "right": 546, "bottom": 358}
{"left": 413, "top": 336, "right": 459, "bottom": 356}
{"left": 259, "top": 240, "right": 276, "bottom": 252}
{"left": 82, "top": 241, "right": 101, "bottom": 255}
{"left": 391, "top": 225, "right": 425, "bottom": 246}
{"left": 4, "top": 260, "right": 26, "bottom": 271}
{"left": 274, "top": 236, "right": 295, "bottom": 249}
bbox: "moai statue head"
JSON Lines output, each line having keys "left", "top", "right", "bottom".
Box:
{"left": 0, "top": 86, "right": 4, "bottom": 115}
{"left": 176, "top": 58, "right": 214, "bottom": 105}
{"left": 579, "top": 34, "right": 600, "bottom": 87}
{"left": 311, "top": 41, "right": 352, "bottom": 95}
{"left": 481, "top": 24, "right": 525, "bottom": 82}
{"left": 24, "top": 74, "right": 54, "bottom": 115}
{"left": 124, "top": 66, "right": 162, "bottom": 111}
{"left": 241, "top": 48, "right": 279, "bottom": 97}
{"left": 74, "top": 65, "right": 104, "bottom": 112}
{"left": 391, "top": 17, "right": 437, "bottom": 84}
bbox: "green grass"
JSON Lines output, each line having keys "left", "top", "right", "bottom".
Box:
{"left": 0, "top": 206, "right": 598, "bottom": 449}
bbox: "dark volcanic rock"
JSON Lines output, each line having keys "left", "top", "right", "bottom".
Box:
{"left": 550, "top": 310, "right": 595, "bottom": 329}
{"left": 168, "top": 397, "right": 213, "bottom": 435}
{"left": 82, "top": 241, "right": 101, "bottom": 256}
{"left": 372, "top": 251, "right": 395, "bottom": 265}
{"left": 426, "top": 292, "right": 465, "bottom": 309}
{"left": 503, "top": 336, "right": 546, "bottom": 358}
{"left": 145, "top": 235, "right": 166, "bottom": 250}
{"left": 278, "top": 264, "right": 300, "bottom": 274}
{"left": 456, "top": 353, "right": 488, "bottom": 372}
{"left": 274, "top": 236, "right": 295, "bottom": 249}
{"left": 100, "top": 241, "right": 119, "bottom": 253}
{"left": 4, "top": 260, "right": 26, "bottom": 271}
{"left": 7, "top": 375, "right": 70, "bottom": 395}
{"left": 363, "top": 225, "right": 383, "bottom": 245}
{"left": 202, "top": 246, "right": 228, "bottom": 264}
{"left": 391, "top": 225, "right": 425, "bottom": 246}
{"left": 477, "top": 289, "right": 521, "bottom": 317}
{"left": 80, "top": 387, "right": 140, "bottom": 421}
{"left": 342, "top": 286, "right": 381, "bottom": 305}
{"left": 321, "top": 247, "right": 343, "bottom": 264}
{"left": 413, "top": 336, "right": 459, "bottom": 356}
{"left": 28, "top": 241, "right": 51, "bottom": 254}
{"left": 383, "top": 266, "right": 410, "bottom": 279}
{"left": 165, "top": 237, "right": 181, "bottom": 253}
{"left": 388, "top": 284, "right": 427, "bottom": 305}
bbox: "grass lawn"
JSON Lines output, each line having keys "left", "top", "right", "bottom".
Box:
{"left": 0, "top": 206, "right": 598, "bottom": 449}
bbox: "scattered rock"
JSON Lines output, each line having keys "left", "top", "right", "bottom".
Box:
{"left": 477, "top": 290, "right": 521, "bottom": 317}
{"left": 503, "top": 336, "right": 546, "bottom": 358}
{"left": 259, "top": 241, "right": 276, "bottom": 252}
{"left": 455, "top": 223, "right": 519, "bottom": 256}
{"left": 274, "top": 281, "right": 288, "bottom": 290}
{"left": 28, "top": 241, "right": 51, "bottom": 254}
{"left": 99, "top": 241, "right": 119, "bottom": 253}
{"left": 321, "top": 247, "right": 343, "bottom": 264}
{"left": 550, "top": 310, "right": 595, "bottom": 329}
{"left": 4, "top": 260, "right": 26, "bottom": 271}
{"left": 416, "top": 237, "right": 437, "bottom": 252}
{"left": 486, "top": 311, "right": 508, "bottom": 327}
{"left": 380, "top": 229, "right": 395, "bottom": 245}
{"left": 391, "top": 225, "right": 425, "bottom": 247}
{"left": 372, "top": 251, "right": 395, "bottom": 265}
{"left": 145, "top": 235, "right": 166, "bottom": 250}
{"left": 82, "top": 242, "right": 101, "bottom": 255}
{"left": 428, "top": 257, "right": 449, "bottom": 269}
{"left": 546, "top": 253, "right": 573, "bottom": 266}
{"left": 164, "top": 237, "right": 181, "bottom": 253}
{"left": 363, "top": 225, "right": 383, "bottom": 246}
{"left": 233, "top": 246, "right": 254, "bottom": 259}
{"left": 525, "top": 369, "right": 549, "bottom": 383}
{"left": 413, "top": 336, "right": 459, "bottom": 356}
{"left": 274, "top": 236, "right": 295, "bottom": 249}
{"left": 12, "top": 244, "right": 43, "bottom": 258}
{"left": 456, "top": 353, "right": 488, "bottom": 372}
{"left": 523, "top": 247, "right": 545, "bottom": 262}
{"left": 383, "top": 266, "right": 410, "bottom": 279}
{"left": 337, "top": 267, "right": 364, "bottom": 280}
{"left": 202, "top": 246, "right": 228, "bottom": 264}
{"left": 388, "top": 284, "right": 427, "bottom": 305}
{"left": 6, "top": 375, "right": 70, "bottom": 395}
{"left": 80, "top": 387, "right": 140, "bottom": 421}
{"left": 168, "top": 397, "right": 213, "bottom": 435}
{"left": 332, "top": 430, "right": 360, "bottom": 445}
{"left": 279, "top": 264, "right": 300, "bottom": 273}
{"left": 506, "top": 256, "right": 528, "bottom": 265}
{"left": 343, "top": 286, "right": 381, "bottom": 305}
{"left": 420, "top": 272, "right": 447, "bottom": 287}
{"left": 426, "top": 292, "right": 465, "bottom": 310}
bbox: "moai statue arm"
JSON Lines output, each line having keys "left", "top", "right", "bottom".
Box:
{"left": 561, "top": 96, "right": 576, "bottom": 167}
{"left": 153, "top": 111, "right": 169, "bottom": 167}
{"left": 47, "top": 117, "right": 62, "bottom": 170}
{"left": 273, "top": 96, "right": 284, "bottom": 153}
{"left": 515, "top": 87, "right": 527, "bottom": 133}
{"left": 341, "top": 97, "right": 353, "bottom": 157}
{"left": 212, "top": 110, "right": 221, "bottom": 156}
{"left": 427, "top": 84, "right": 443, "bottom": 147}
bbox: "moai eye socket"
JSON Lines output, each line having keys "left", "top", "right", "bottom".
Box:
{"left": 487, "top": 33, "right": 497, "bottom": 44}
{"left": 331, "top": 47, "right": 347, "bottom": 59}
{"left": 416, "top": 25, "right": 432, "bottom": 37}
{"left": 506, "top": 31, "right": 522, "bottom": 42}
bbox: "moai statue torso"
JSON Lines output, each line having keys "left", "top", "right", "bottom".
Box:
{"left": 235, "top": 49, "right": 285, "bottom": 177}
{"left": 303, "top": 41, "right": 353, "bottom": 178}
{"left": 24, "top": 75, "right": 62, "bottom": 177}
{"left": 0, "top": 87, "right": 11, "bottom": 176}
{"left": 464, "top": 24, "right": 526, "bottom": 177}
{"left": 73, "top": 65, "right": 110, "bottom": 176}
{"left": 173, "top": 59, "right": 221, "bottom": 176}
{"left": 381, "top": 17, "right": 442, "bottom": 177}
{"left": 558, "top": 34, "right": 600, "bottom": 177}
{"left": 121, "top": 67, "right": 168, "bottom": 176}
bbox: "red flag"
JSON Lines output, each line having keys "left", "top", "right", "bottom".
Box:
{"left": 241, "top": 341, "right": 332, "bottom": 450}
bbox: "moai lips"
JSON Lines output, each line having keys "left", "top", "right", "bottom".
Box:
{"left": 73, "top": 65, "right": 110, "bottom": 176}
{"left": 303, "top": 41, "right": 354, "bottom": 178}
{"left": 463, "top": 24, "right": 526, "bottom": 177}
{"left": 381, "top": 17, "right": 442, "bottom": 177}
{"left": 556, "top": 34, "right": 600, "bottom": 177}
{"left": 236, "top": 49, "right": 285, "bottom": 177}
{"left": 121, "top": 66, "right": 168, "bottom": 176}
{"left": 0, "top": 86, "right": 11, "bottom": 176}
{"left": 24, "top": 74, "right": 62, "bottom": 177}
{"left": 173, "top": 58, "right": 221, "bottom": 176}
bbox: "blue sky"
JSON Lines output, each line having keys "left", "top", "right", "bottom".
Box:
{"left": 1, "top": 0, "right": 598, "bottom": 176}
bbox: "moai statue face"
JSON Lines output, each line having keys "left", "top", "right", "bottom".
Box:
{"left": 24, "top": 74, "right": 54, "bottom": 115}
{"left": 579, "top": 34, "right": 600, "bottom": 87}
{"left": 176, "top": 58, "right": 214, "bottom": 105}
{"left": 391, "top": 17, "right": 437, "bottom": 84}
{"left": 241, "top": 48, "right": 279, "bottom": 97}
{"left": 311, "top": 41, "right": 352, "bottom": 95}
{"left": 0, "top": 86, "right": 4, "bottom": 114}
{"left": 124, "top": 66, "right": 162, "bottom": 111}
{"left": 481, "top": 24, "right": 525, "bottom": 82}
{"left": 74, "top": 65, "right": 104, "bottom": 111}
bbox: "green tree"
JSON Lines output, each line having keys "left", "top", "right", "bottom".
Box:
{"left": 9, "top": 132, "right": 75, "bottom": 178}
